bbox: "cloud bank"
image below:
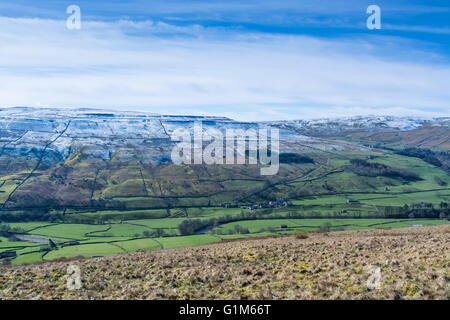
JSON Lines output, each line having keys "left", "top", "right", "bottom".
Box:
{"left": 0, "top": 15, "right": 449, "bottom": 120}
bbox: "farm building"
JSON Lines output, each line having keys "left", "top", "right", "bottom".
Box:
{"left": 248, "top": 198, "right": 293, "bottom": 210}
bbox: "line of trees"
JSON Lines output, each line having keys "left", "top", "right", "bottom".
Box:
{"left": 279, "top": 153, "right": 314, "bottom": 164}
{"left": 178, "top": 210, "right": 279, "bottom": 235}
{"left": 0, "top": 209, "right": 54, "bottom": 222}
{"left": 396, "top": 148, "right": 450, "bottom": 174}
{"left": 347, "top": 159, "right": 420, "bottom": 181}
{"left": 434, "top": 176, "right": 447, "bottom": 186}
{"left": 383, "top": 203, "right": 449, "bottom": 219}
{"left": 142, "top": 229, "right": 166, "bottom": 237}
{"left": 0, "top": 223, "right": 25, "bottom": 237}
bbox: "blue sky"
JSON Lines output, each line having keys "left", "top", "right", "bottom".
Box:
{"left": 0, "top": 0, "right": 449, "bottom": 120}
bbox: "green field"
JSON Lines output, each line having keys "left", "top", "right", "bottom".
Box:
{"left": 44, "top": 243, "right": 125, "bottom": 260}
{"left": 157, "top": 235, "right": 220, "bottom": 249}
{"left": 215, "top": 218, "right": 449, "bottom": 234}
{"left": 28, "top": 224, "right": 110, "bottom": 240}
{"left": 2, "top": 214, "right": 447, "bottom": 264}
{"left": 114, "top": 238, "right": 162, "bottom": 252}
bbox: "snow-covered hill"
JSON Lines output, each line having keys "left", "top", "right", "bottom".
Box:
{"left": 0, "top": 107, "right": 447, "bottom": 163}
{"left": 264, "top": 115, "right": 450, "bottom": 136}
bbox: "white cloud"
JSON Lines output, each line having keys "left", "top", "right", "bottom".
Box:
{"left": 0, "top": 16, "right": 449, "bottom": 121}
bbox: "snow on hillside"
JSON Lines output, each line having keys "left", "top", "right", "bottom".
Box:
{"left": 0, "top": 107, "right": 444, "bottom": 162}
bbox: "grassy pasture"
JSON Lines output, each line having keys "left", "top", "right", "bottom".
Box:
{"left": 215, "top": 218, "right": 449, "bottom": 234}
{"left": 113, "top": 238, "right": 162, "bottom": 252}
{"left": 7, "top": 222, "right": 57, "bottom": 232}
{"left": 44, "top": 243, "right": 125, "bottom": 260}
{"left": 158, "top": 235, "right": 220, "bottom": 249}
{"left": 0, "top": 180, "right": 20, "bottom": 203}
{"left": 2, "top": 216, "right": 448, "bottom": 265}
{"left": 11, "top": 252, "right": 44, "bottom": 265}
{"left": 76, "top": 209, "right": 169, "bottom": 218}
{"left": 0, "top": 239, "right": 38, "bottom": 249}
{"left": 92, "top": 223, "right": 149, "bottom": 237}
{"left": 293, "top": 190, "right": 450, "bottom": 208}
{"left": 28, "top": 224, "right": 110, "bottom": 240}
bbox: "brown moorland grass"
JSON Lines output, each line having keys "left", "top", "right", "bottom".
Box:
{"left": 0, "top": 225, "right": 448, "bottom": 300}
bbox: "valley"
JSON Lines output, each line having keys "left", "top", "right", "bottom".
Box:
{"left": 0, "top": 108, "right": 449, "bottom": 265}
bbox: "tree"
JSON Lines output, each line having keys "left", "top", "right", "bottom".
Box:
{"left": 178, "top": 219, "right": 204, "bottom": 235}
{"left": 49, "top": 239, "right": 57, "bottom": 249}
{"left": 233, "top": 225, "right": 250, "bottom": 234}
{"left": 143, "top": 230, "right": 152, "bottom": 237}
{"left": 155, "top": 228, "right": 166, "bottom": 237}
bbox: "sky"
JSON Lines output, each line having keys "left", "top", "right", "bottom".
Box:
{"left": 0, "top": 0, "right": 449, "bottom": 120}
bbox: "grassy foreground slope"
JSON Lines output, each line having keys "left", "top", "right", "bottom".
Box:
{"left": 1, "top": 225, "right": 448, "bottom": 300}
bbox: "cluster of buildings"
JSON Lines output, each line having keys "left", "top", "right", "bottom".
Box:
{"left": 222, "top": 198, "right": 293, "bottom": 211}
